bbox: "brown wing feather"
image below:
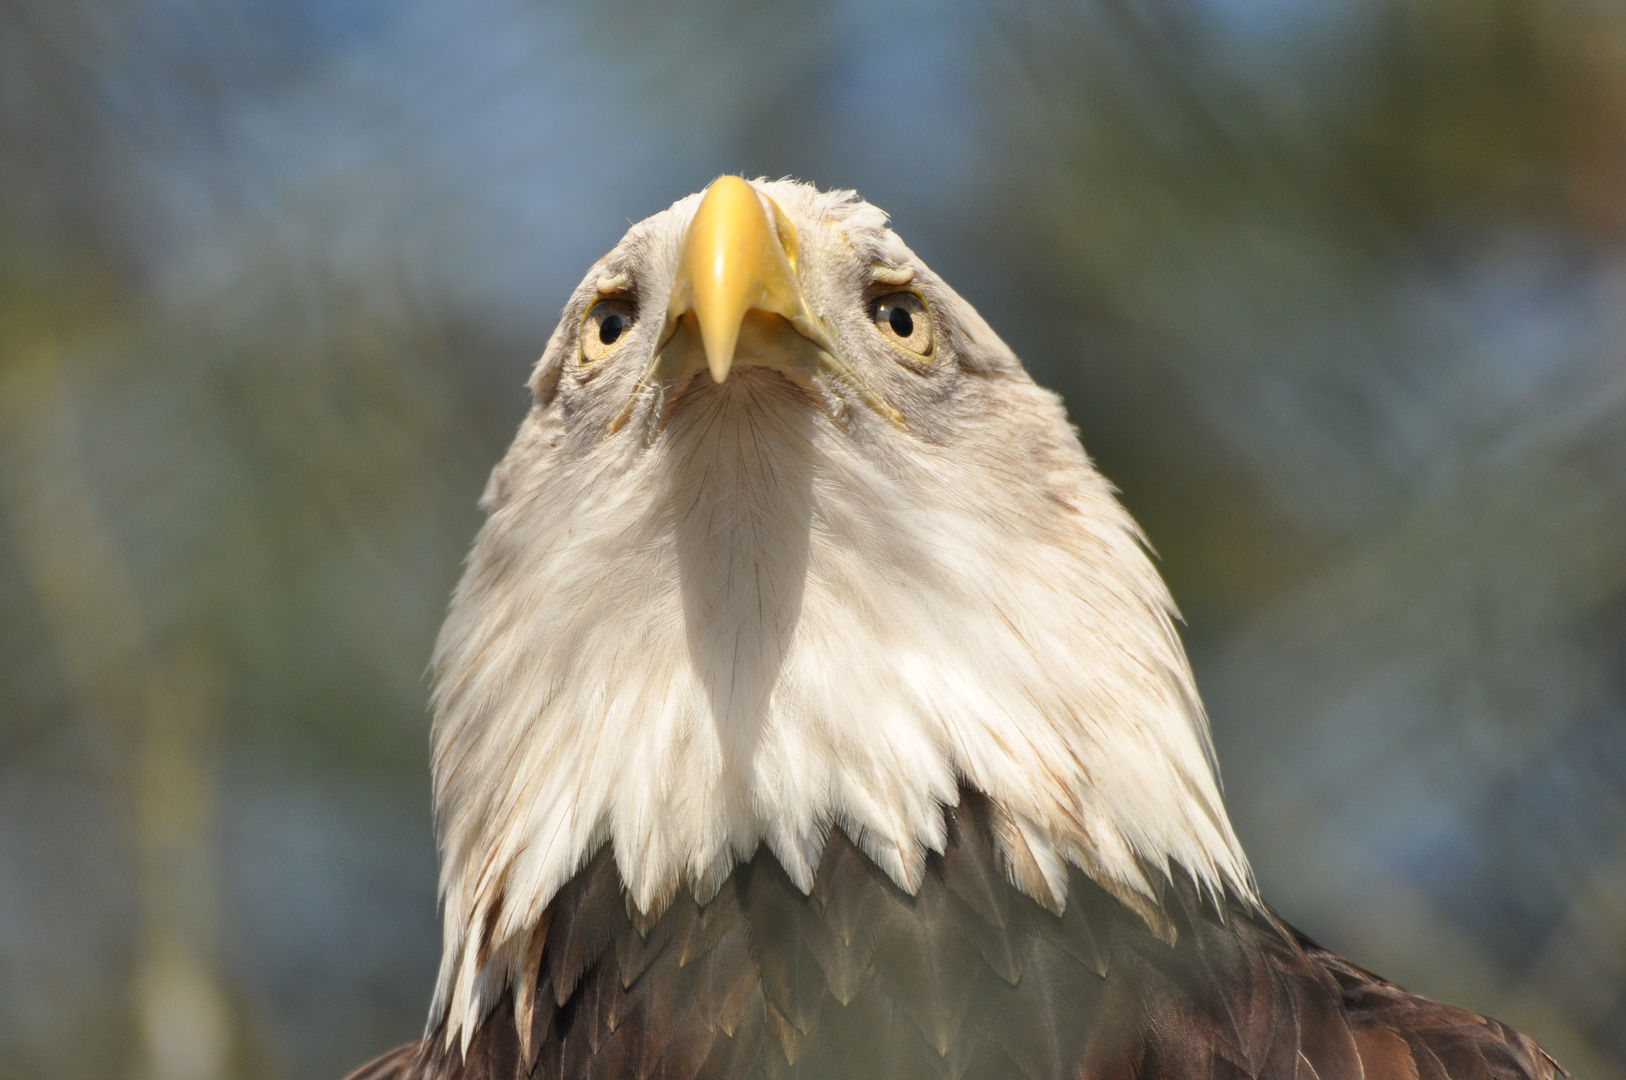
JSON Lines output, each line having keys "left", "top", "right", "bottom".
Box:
{"left": 347, "top": 788, "right": 1568, "bottom": 1080}
{"left": 1311, "top": 941, "right": 1568, "bottom": 1080}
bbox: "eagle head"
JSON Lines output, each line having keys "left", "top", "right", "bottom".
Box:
{"left": 426, "top": 178, "right": 1253, "bottom": 1042}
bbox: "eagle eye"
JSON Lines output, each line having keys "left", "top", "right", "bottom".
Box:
{"left": 581, "top": 299, "right": 637, "bottom": 364}
{"left": 870, "top": 292, "right": 933, "bottom": 358}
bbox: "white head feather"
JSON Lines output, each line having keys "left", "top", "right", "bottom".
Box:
{"left": 426, "top": 180, "right": 1254, "bottom": 1047}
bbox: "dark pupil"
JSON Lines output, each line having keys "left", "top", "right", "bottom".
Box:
{"left": 888, "top": 304, "right": 914, "bottom": 338}
{"left": 599, "top": 312, "right": 626, "bottom": 345}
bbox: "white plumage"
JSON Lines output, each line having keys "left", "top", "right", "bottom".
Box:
{"left": 424, "top": 180, "right": 1252, "bottom": 1050}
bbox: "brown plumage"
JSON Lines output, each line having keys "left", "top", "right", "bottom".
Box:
{"left": 345, "top": 791, "right": 1565, "bottom": 1080}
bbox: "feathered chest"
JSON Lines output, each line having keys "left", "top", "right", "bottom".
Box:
{"left": 424, "top": 370, "right": 1250, "bottom": 1042}
{"left": 417, "top": 790, "right": 1239, "bottom": 1080}
{"left": 360, "top": 791, "right": 1561, "bottom": 1080}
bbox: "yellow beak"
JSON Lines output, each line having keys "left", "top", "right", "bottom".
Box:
{"left": 668, "top": 176, "right": 821, "bottom": 383}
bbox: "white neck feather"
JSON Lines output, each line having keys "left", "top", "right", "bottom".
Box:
{"left": 426, "top": 367, "right": 1253, "bottom": 1048}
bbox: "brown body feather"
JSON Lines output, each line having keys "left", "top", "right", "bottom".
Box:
{"left": 344, "top": 791, "right": 1564, "bottom": 1080}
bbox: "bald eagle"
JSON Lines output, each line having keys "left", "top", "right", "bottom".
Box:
{"left": 345, "top": 179, "right": 1566, "bottom": 1080}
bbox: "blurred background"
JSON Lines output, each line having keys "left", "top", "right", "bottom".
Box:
{"left": 3, "top": 0, "right": 1624, "bottom": 1077}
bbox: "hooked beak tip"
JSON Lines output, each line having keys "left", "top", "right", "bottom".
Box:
{"left": 674, "top": 176, "right": 799, "bottom": 385}
{"left": 701, "top": 325, "right": 737, "bottom": 384}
